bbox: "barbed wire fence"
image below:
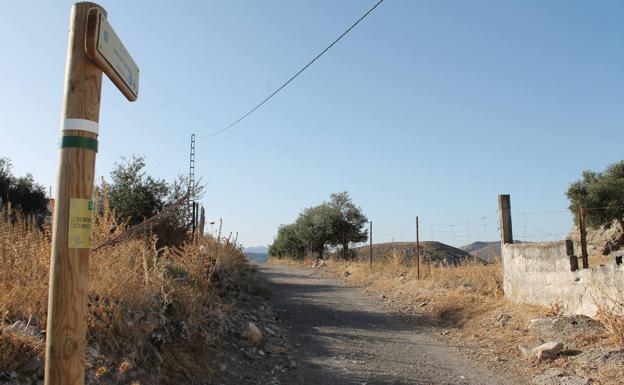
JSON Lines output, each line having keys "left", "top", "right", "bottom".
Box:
{"left": 359, "top": 206, "right": 577, "bottom": 250}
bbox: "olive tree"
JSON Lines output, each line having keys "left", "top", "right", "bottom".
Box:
{"left": 269, "top": 191, "right": 368, "bottom": 260}
{"left": 566, "top": 160, "right": 624, "bottom": 229}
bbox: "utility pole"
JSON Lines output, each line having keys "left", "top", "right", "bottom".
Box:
{"left": 46, "top": 4, "right": 139, "bottom": 385}
{"left": 369, "top": 221, "right": 373, "bottom": 269}
{"left": 416, "top": 216, "right": 420, "bottom": 280}
{"left": 579, "top": 206, "right": 589, "bottom": 269}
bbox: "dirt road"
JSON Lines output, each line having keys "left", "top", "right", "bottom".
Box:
{"left": 259, "top": 263, "right": 524, "bottom": 385}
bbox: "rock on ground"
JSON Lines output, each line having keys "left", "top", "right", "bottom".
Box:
{"left": 533, "top": 341, "right": 564, "bottom": 361}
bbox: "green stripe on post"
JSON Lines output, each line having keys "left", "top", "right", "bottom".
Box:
{"left": 59, "top": 136, "right": 98, "bottom": 152}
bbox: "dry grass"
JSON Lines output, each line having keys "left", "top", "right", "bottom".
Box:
{"left": 0, "top": 329, "right": 44, "bottom": 372}
{"left": 596, "top": 291, "right": 624, "bottom": 347}
{"left": 0, "top": 200, "right": 248, "bottom": 384}
{"left": 387, "top": 244, "right": 404, "bottom": 267}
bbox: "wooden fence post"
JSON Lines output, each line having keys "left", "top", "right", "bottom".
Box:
{"left": 369, "top": 221, "right": 373, "bottom": 269}
{"left": 579, "top": 206, "right": 589, "bottom": 269}
{"left": 416, "top": 216, "right": 420, "bottom": 280}
{"left": 498, "top": 194, "right": 513, "bottom": 244}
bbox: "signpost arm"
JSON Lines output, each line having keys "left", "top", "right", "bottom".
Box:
{"left": 45, "top": 3, "right": 105, "bottom": 385}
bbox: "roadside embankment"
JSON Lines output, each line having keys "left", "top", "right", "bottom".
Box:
{"left": 0, "top": 206, "right": 295, "bottom": 385}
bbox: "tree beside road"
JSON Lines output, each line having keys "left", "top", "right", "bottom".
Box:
{"left": 269, "top": 191, "right": 368, "bottom": 259}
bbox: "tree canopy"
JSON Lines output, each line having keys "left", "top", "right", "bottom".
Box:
{"left": 0, "top": 157, "right": 48, "bottom": 216}
{"left": 268, "top": 224, "right": 305, "bottom": 259}
{"left": 96, "top": 155, "right": 202, "bottom": 226}
{"left": 269, "top": 192, "right": 368, "bottom": 259}
{"left": 566, "top": 160, "right": 624, "bottom": 228}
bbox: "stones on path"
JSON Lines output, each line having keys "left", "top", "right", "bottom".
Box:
{"left": 243, "top": 321, "right": 263, "bottom": 346}
{"left": 496, "top": 313, "right": 511, "bottom": 327}
{"left": 532, "top": 341, "right": 564, "bottom": 361}
{"left": 8, "top": 320, "right": 43, "bottom": 340}
{"left": 265, "top": 343, "right": 288, "bottom": 355}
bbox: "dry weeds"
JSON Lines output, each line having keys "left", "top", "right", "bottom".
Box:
{"left": 0, "top": 199, "right": 249, "bottom": 384}
{"left": 596, "top": 291, "right": 624, "bottom": 346}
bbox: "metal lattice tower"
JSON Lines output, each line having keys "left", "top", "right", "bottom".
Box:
{"left": 188, "top": 133, "right": 196, "bottom": 225}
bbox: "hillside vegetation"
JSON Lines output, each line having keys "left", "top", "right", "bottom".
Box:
{"left": 352, "top": 241, "right": 472, "bottom": 265}
{"left": 460, "top": 241, "right": 502, "bottom": 263}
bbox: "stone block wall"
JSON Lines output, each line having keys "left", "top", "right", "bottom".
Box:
{"left": 503, "top": 242, "right": 624, "bottom": 317}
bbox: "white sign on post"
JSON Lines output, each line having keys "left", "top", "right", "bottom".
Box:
{"left": 86, "top": 9, "right": 139, "bottom": 101}
{"left": 97, "top": 15, "right": 139, "bottom": 97}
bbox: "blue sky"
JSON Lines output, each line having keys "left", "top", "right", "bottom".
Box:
{"left": 1, "top": 1, "right": 622, "bottom": 248}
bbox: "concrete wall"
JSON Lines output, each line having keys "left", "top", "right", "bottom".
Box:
{"left": 503, "top": 242, "right": 624, "bottom": 317}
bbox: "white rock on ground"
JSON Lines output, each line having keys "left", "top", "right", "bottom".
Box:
{"left": 532, "top": 341, "right": 564, "bottom": 361}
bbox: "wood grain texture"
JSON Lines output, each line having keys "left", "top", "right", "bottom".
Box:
{"left": 45, "top": 3, "right": 105, "bottom": 385}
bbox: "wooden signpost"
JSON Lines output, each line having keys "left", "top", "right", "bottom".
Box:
{"left": 45, "top": 3, "right": 139, "bottom": 385}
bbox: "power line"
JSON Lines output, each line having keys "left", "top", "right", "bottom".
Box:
{"left": 152, "top": 139, "right": 188, "bottom": 170}
{"left": 198, "top": 0, "right": 385, "bottom": 139}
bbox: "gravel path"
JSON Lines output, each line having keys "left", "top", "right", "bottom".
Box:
{"left": 258, "top": 263, "right": 523, "bottom": 385}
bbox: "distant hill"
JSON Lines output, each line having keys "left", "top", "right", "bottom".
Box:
{"left": 244, "top": 246, "right": 268, "bottom": 263}
{"left": 245, "top": 245, "right": 269, "bottom": 254}
{"left": 352, "top": 241, "right": 472, "bottom": 265}
{"left": 244, "top": 251, "right": 268, "bottom": 263}
{"left": 460, "top": 241, "right": 501, "bottom": 264}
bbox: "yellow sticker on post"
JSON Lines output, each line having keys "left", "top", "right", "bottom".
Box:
{"left": 68, "top": 198, "right": 93, "bottom": 249}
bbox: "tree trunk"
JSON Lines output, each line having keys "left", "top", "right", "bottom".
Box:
{"left": 342, "top": 240, "right": 349, "bottom": 260}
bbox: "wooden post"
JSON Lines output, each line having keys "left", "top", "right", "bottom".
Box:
{"left": 416, "top": 216, "right": 420, "bottom": 280}
{"left": 369, "top": 221, "right": 373, "bottom": 269}
{"left": 498, "top": 194, "right": 513, "bottom": 244}
{"left": 579, "top": 206, "right": 589, "bottom": 269}
{"left": 46, "top": 3, "right": 139, "bottom": 385}
{"left": 45, "top": 3, "right": 105, "bottom": 385}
